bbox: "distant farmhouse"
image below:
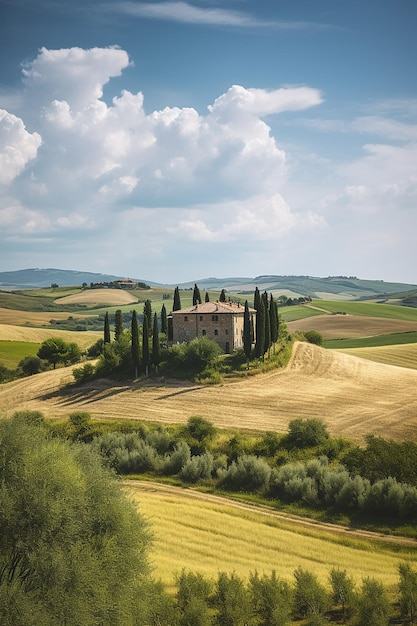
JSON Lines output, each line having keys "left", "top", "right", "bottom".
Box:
{"left": 89, "top": 279, "right": 149, "bottom": 290}
{"left": 171, "top": 301, "right": 256, "bottom": 354}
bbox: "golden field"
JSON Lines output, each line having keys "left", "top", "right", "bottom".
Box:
{"left": 127, "top": 481, "right": 417, "bottom": 593}
{"left": 54, "top": 288, "right": 138, "bottom": 306}
{"left": 1, "top": 341, "right": 416, "bottom": 444}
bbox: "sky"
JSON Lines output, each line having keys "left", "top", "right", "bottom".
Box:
{"left": 0, "top": 0, "right": 416, "bottom": 285}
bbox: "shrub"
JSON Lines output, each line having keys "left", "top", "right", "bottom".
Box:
{"left": 162, "top": 441, "right": 191, "bottom": 475}
{"left": 73, "top": 362, "right": 95, "bottom": 384}
{"left": 283, "top": 418, "right": 329, "bottom": 449}
{"left": 219, "top": 454, "right": 271, "bottom": 492}
{"left": 180, "top": 452, "right": 214, "bottom": 483}
{"left": 303, "top": 330, "right": 323, "bottom": 346}
{"left": 19, "top": 355, "right": 42, "bottom": 375}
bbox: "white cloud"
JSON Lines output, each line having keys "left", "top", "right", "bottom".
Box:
{"left": 0, "top": 110, "right": 41, "bottom": 184}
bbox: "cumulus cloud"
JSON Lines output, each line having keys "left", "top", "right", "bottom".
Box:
{"left": 0, "top": 110, "right": 41, "bottom": 184}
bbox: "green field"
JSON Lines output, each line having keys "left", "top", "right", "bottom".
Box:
{"left": 324, "top": 331, "right": 417, "bottom": 349}
{"left": 312, "top": 300, "right": 417, "bottom": 321}
{"left": 0, "top": 341, "right": 39, "bottom": 368}
{"left": 279, "top": 305, "right": 325, "bottom": 322}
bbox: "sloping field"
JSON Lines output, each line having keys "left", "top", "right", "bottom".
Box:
{"left": 54, "top": 288, "right": 138, "bottom": 306}
{"left": 0, "top": 307, "right": 96, "bottom": 326}
{"left": 0, "top": 324, "right": 101, "bottom": 349}
{"left": 1, "top": 343, "right": 416, "bottom": 443}
{"left": 337, "top": 343, "right": 417, "bottom": 370}
{"left": 287, "top": 314, "right": 417, "bottom": 339}
{"left": 127, "top": 481, "right": 417, "bottom": 590}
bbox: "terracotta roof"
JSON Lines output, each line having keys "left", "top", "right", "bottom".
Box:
{"left": 171, "top": 301, "right": 255, "bottom": 314}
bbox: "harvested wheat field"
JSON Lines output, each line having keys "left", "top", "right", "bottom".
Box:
{"left": 54, "top": 288, "right": 138, "bottom": 306}
{"left": 0, "top": 324, "right": 101, "bottom": 349}
{"left": 0, "top": 307, "right": 96, "bottom": 326}
{"left": 1, "top": 342, "right": 416, "bottom": 443}
{"left": 287, "top": 314, "right": 417, "bottom": 339}
{"left": 339, "top": 343, "right": 417, "bottom": 370}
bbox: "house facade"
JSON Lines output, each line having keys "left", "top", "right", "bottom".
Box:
{"left": 170, "top": 301, "right": 256, "bottom": 353}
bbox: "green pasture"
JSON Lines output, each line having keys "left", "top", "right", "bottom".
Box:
{"left": 324, "top": 331, "right": 417, "bottom": 350}
{"left": 0, "top": 341, "right": 39, "bottom": 368}
{"left": 25, "top": 286, "right": 82, "bottom": 298}
{"left": 279, "top": 305, "right": 325, "bottom": 322}
{"left": 312, "top": 300, "right": 417, "bottom": 321}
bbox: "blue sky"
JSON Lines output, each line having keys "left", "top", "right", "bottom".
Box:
{"left": 0, "top": 0, "right": 416, "bottom": 284}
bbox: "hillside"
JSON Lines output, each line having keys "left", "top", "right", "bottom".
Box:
{"left": 1, "top": 342, "right": 416, "bottom": 444}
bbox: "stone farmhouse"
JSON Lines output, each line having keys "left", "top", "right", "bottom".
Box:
{"left": 170, "top": 301, "right": 256, "bottom": 353}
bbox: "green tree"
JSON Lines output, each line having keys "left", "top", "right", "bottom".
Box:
{"left": 0, "top": 414, "right": 152, "bottom": 625}
{"left": 254, "top": 288, "right": 265, "bottom": 359}
{"left": 114, "top": 309, "right": 123, "bottom": 341}
{"left": 329, "top": 568, "right": 355, "bottom": 621}
{"left": 37, "top": 337, "right": 81, "bottom": 369}
{"left": 243, "top": 300, "right": 252, "bottom": 368}
{"left": 173, "top": 286, "right": 182, "bottom": 311}
{"left": 142, "top": 314, "right": 150, "bottom": 376}
{"left": 19, "top": 355, "right": 42, "bottom": 375}
{"left": 398, "top": 562, "right": 417, "bottom": 624}
{"left": 354, "top": 577, "right": 390, "bottom": 626}
{"left": 293, "top": 567, "right": 329, "bottom": 621}
{"left": 131, "top": 310, "right": 140, "bottom": 378}
{"left": 176, "top": 570, "right": 212, "bottom": 626}
{"left": 161, "top": 303, "right": 168, "bottom": 335}
{"left": 262, "top": 291, "right": 271, "bottom": 354}
{"left": 143, "top": 299, "right": 152, "bottom": 335}
{"left": 213, "top": 571, "right": 252, "bottom": 626}
{"left": 249, "top": 570, "right": 292, "bottom": 626}
{"left": 152, "top": 312, "right": 160, "bottom": 374}
{"left": 269, "top": 293, "right": 279, "bottom": 344}
{"left": 205, "top": 291, "right": 210, "bottom": 302}
{"left": 181, "top": 416, "right": 216, "bottom": 455}
{"left": 219, "top": 288, "right": 226, "bottom": 302}
{"left": 193, "top": 283, "right": 202, "bottom": 305}
{"left": 104, "top": 311, "right": 111, "bottom": 343}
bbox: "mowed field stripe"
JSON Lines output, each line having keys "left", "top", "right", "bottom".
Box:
{"left": 1, "top": 342, "right": 416, "bottom": 444}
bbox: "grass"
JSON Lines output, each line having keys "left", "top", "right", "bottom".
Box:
{"left": 280, "top": 305, "right": 326, "bottom": 322}
{"left": 312, "top": 300, "right": 417, "bottom": 322}
{"left": 127, "top": 481, "right": 417, "bottom": 593}
{"left": 0, "top": 341, "right": 39, "bottom": 368}
{"left": 324, "top": 331, "right": 417, "bottom": 349}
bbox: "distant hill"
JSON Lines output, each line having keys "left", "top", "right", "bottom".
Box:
{"left": 1, "top": 269, "right": 416, "bottom": 301}
{"left": 178, "top": 275, "right": 417, "bottom": 301}
{"left": 0, "top": 268, "right": 157, "bottom": 290}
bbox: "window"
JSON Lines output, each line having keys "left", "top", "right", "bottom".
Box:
{"left": 212, "top": 315, "right": 218, "bottom": 321}
{"left": 184, "top": 316, "right": 188, "bottom": 321}
{"left": 214, "top": 329, "right": 218, "bottom": 336}
{"left": 185, "top": 330, "right": 190, "bottom": 337}
{"left": 225, "top": 329, "right": 229, "bottom": 335}
{"left": 202, "top": 329, "right": 206, "bottom": 336}
{"left": 199, "top": 315, "right": 203, "bottom": 321}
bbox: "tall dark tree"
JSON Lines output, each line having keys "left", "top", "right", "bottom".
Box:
{"left": 104, "top": 311, "right": 111, "bottom": 344}
{"left": 219, "top": 288, "right": 226, "bottom": 302}
{"left": 152, "top": 312, "right": 160, "bottom": 375}
{"left": 173, "top": 286, "right": 181, "bottom": 311}
{"left": 262, "top": 291, "right": 271, "bottom": 354}
{"left": 142, "top": 315, "right": 150, "bottom": 377}
{"left": 205, "top": 292, "right": 210, "bottom": 303}
{"left": 254, "top": 288, "right": 265, "bottom": 359}
{"left": 160, "top": 303, "right": 168, "bottom": 335}
{"left": 269, "top": 293, "right": 279, "bottom": 344}
{"left": 193, "top": 283, "right": 202, "bottom": 306}
{"left": 114, "top": 309, "right": 123, "bottom": 341}
{"left": 243, "top": 300, "right": 252, "bottom": 368}
{"left": 131, "top": 310, "right": 140, "bottom": 378}
{"left": 143, "top": 299, "right": 152, "bottom": 336}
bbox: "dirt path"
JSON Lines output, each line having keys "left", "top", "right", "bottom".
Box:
{"left": 127, "top": 480, "right": 417, "bottom": 548}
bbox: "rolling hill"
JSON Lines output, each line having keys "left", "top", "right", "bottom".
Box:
{"left": 1, "top": 342, "right": 416, "bottom": 444}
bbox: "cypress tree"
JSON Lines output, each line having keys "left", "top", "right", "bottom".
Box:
{"left": 160, "top": 303, "right": 167, "bottom": 335}
{"left": 219, "top": 289, "right": 226, "bottom": 302}
{"left": 254, "top": 288, "right": 265, "bottom": 359}
{"left": 269, "top": 294, "right": 279, "bottom": 344}
{"left": 152, "top": 312, "right": 160, "bottom": 374}
{"left": 142, "top": 315, "right": 149, "bottom": 377}
{"left": 131, "top": 310, "right": 140, "bottom": 378}
{"left": 263, "top": 291, "right": 271, "bottom": 354}
{"left": 173, "top": 286, "right": 181, "bottom": 311}
{"left": 193, "top": 283, "right": 202, "bottom": 305}
{"left": 104, "top": 311, "right": 111, "bottom": 344}
{"left": 243, "top": 300, "right": 252, "bottom": 368}
{"left": 114, "top": 309, "right": 123, "bottom": 341}
{"left": 143, "top": 299, "right": 152, "bottom": 336}
{"left": 205, "top": 292, "right": 210, "bottom": 302}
